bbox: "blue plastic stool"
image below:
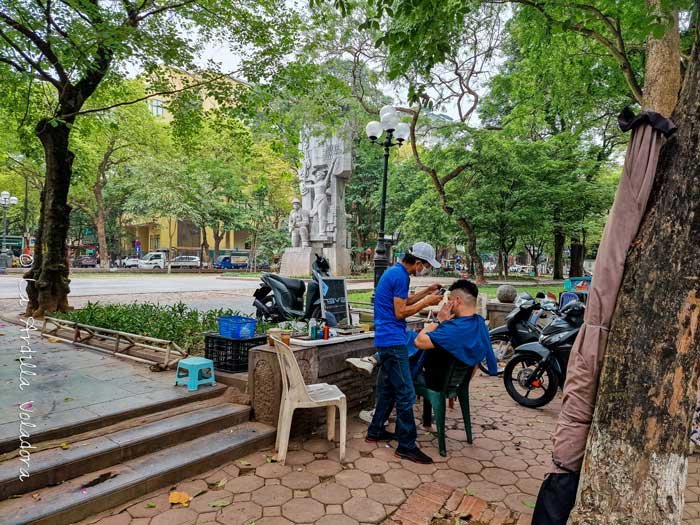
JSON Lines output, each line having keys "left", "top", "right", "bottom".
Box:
{"left": 175, "top": 357, "right": 216, "bottom": 391}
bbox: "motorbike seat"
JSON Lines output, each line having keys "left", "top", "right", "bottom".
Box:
{"left": 267, "top": 274, "right": 306, "bottom": 296}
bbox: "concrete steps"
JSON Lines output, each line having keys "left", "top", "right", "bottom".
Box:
{"left": 0, "top": 403, "right": 251, "bottom": 500}
{"left": 0, "top": 383, "right": 228, "bottom": 454}
{"left": 0, "top": 422, "right": 275, "bottom": 525}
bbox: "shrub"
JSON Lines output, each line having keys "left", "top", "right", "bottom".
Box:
{"left": 53, "top": 302, "right": 273, "bottom": 353}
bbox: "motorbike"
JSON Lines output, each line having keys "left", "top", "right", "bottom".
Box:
{"left": 253, "top": 254, "right": 330, "bottom": 322}
{"left": 503, "top": 301, "right": 586, "bottom": 408}
{"left": 479, "top": 292, "right": 558, "bottom": 374}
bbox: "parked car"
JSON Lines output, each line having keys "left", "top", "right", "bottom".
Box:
{"left": 138, "top": 251, "right": 167, "bottom": 270}
{"left": 170, "top": 255, "right": 201, "bottom": 269}
{"left": 213, "top": 254, "right": 249, "bottom": 270}
{"left": 121, "top": 256, "right": 140, "bottom": 268}
{"left": 74, "top": 255, "right": 97, "bottom": 268}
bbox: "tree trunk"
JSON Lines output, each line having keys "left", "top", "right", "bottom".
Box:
{"left": 457, "top": 217, "right": 484, "bottom": 283}
{"left": 201, "top": 227, "right": 210, "bottom": 264}
{"left": 553, "top": 228, "right": 565, "bottom": 280}
{"left": 94, "top": 187, "right": 109, "bottom": 270}
{"left": 213, "top": 226, "right": 223, "bottom": 260}
{"left": 643, "top": 2, "right": 682, "bottom": 116}
{"left": 496, "top": 247, "right": 504, "bottom": 278}
{"left": 569, "top": 235, "right": 585, "bottom": 277}
{"left": 570, "top": 27, "right": 700, "bottom": 525}
{"left": 24, "top": 121, "right": 73, "bottom": 316}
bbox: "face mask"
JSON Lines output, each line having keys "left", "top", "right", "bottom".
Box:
{"left": 416, "top": 263, "right": 430, "bottom": 276}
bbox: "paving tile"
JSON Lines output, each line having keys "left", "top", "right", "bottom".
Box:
{"left": 151, "top": 508, "right": 198, "bottom": 525}
{"left": 263, "top": 506, "right": 282, "bottom": 516}
{"left": 255, "top": 518, "right": 294, "bottom": 525}
{"left": 447, "top": 456, "right": 482, "bottom": 474}
{"left": 384, "top": 468, "right": 421, "bottom": 489}
{"left": 226, "top": 474, "right": 264, "bottom": 494}
{"left": 467, "top": 480, "right": 507, "bottom": 502}
{"left": 281, "top": 497, "right": 325, "bottom": 522}
{"left": 482, "top": 467, "right": 518, "bottom": 486}
{"left": 93, "top": 514, "right": 131, "bottom": 525}
{"left": 310, "top": 481, "right": 351, "bottom": 504}
{"left": 256, "top": 463, "right": 292, "bottom": 479}
{"left": 283, "top": 450, "right": 315, "bottom": 466}
{"left": 343, "top": 496, "right": 386, "bottom": 523}
{"left": 302, "top": 438, "right": 334, "bottom": 454}
{"left": 189, "top": 489, "right": 233, "bottom": 513}
{"left": 252, "top": 485, "right": 293, "bottom": 507}
{"left": 516, "top": 477, "right": 543, "bottom": 497}
{"left": 306, "top": 459, "right": 343, "bottom": 477}
{"left": 366, "top": 483, "right": 406, "bottom": 505}
{"left": 503, "top": 492, "right": 537, "bottom": 514}
{"left": 433, "top": 469, "right": 469, "bottom": 488}
{"left": 328, "top": 446, "right": 361, "bottom": 464}
{"left": 281, "top": 470, "right": 320, "bottom": 490}
{"left": 127, "top": 493, "right": 170, "bottom": 518}
{"left": 355, "top": 457, "right": 390, "bottom": 475}
{"left": 335, "top": 469, "right": 373, "bottom": 489}
{"left": 316, "top": 516, "right": 359, "bottom": 525}
{"left": 217, "top": 501, "right": 262, "bottom": 525}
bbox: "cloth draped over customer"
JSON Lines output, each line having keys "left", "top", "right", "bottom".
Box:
{"left": 550, "top": 109, "right": 677, "bottom": 474}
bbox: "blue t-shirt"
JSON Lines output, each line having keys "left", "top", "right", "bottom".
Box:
{"left": 427, "top": 314, "right": 498, "bottom": 375}
{"left": 374, "top": 263, "right": 410, "bottom": 347}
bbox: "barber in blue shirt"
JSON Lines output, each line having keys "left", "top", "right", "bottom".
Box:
{"left": 367, "top": 242, "right": 444, "bottom": 464}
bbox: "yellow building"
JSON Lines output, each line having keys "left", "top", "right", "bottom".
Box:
{"left": 122, "top": 218, "right": 250, "bottom": 258}
{"left": 122, "top": 69, "right": 252, "bottom": 258}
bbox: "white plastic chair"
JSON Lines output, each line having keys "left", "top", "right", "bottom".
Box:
{"left": 271, "top": 337, "right": 346, "bottom": 464}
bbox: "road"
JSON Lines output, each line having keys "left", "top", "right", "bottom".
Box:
{"left": 0, "top": 273, "right": 373, "bottom": 315}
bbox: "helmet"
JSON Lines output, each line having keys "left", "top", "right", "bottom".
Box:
{"left": 560, "top": 301, "right": 585, "bottom": 324}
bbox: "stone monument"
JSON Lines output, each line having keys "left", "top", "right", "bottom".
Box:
{"left": 280, "top": 130, "right": 353, "bottom": 276}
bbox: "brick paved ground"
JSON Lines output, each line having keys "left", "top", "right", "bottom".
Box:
{"left": 74, "top": 375, "right": 700, "bottom": 525}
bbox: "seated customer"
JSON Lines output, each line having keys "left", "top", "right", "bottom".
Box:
{"left": 414, "top": 279, "right": 498, "bottom": 387}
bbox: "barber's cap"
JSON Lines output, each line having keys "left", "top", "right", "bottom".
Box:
{"left": 409, "top": 242, "right": 441, "bottom": 268}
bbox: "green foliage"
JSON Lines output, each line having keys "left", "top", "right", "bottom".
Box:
{"left": 53, "top": 302, "right": 272, "bottom": 352}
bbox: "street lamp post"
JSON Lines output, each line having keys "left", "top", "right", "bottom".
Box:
{"left": 0, "top": 191, "right": 19, "bottom": 268}
{"left": 365, "top": 105, "right": 411, "bottom": 291}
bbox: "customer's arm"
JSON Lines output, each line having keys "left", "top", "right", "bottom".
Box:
{"left": 415, "top": 302, "right": 454, "bottom": 349}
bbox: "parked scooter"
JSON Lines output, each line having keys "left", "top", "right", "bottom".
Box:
{"left": 253, "top": 255, "right": 330, "bottom": 322}
{"left": 479, "top": 292, "right": 558, "bottom": 374}
{"left": 503, "top": 301, "right": 585, "bottom": 408}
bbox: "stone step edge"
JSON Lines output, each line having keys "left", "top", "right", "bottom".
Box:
{"left": 0, "top": 383, "right": 228, "bottom": 454}
{"left": 0, "top": 421, "right": 276, "bottom": 525}
{"left": 0, "top": 403, "right": 250, "bottom": 500}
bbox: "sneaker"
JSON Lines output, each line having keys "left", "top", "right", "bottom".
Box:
{"left": 346, "top": 356, "right": 377, "bottom": 375}
{"left": 395, "top": 446, "right": 433, "bottom": 464}
{"left": 366, "top": 429, "right": 395, "bottom": 443}
{"left": 359, "top": 409, "right": 375, "bottom": 424}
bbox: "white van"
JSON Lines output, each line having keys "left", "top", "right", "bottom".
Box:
{"left": 138, "top": 251, "right": 167, "bottom": 270}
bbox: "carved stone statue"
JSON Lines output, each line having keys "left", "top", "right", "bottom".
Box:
{"left": 280, "top": 128, "right": 353, "bottom": 276}
{"left": 288, "top": 198, "right": 310, "bottom": 248}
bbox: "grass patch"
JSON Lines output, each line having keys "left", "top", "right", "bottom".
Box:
{"left": 348, "top": 283, "right": 566, "bottom": 307}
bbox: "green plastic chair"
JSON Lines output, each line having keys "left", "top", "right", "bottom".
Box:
{"left": 415, "top": 353, "right": 474, "bottom": 457}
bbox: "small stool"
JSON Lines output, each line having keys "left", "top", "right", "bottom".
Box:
{"left": 175, "top": 357, "right": 216, "bottom": 391}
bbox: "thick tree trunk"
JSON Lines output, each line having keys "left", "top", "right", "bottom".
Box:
{"left": 24, "top": 121, "right": 73, "bottom": 316}
{"left": 569, "top": 235, "right": 584, "bottom": 277}
{"left": 457, "top": 217, "right": 484, "bottom": 283}
{"left": 553, "top": 228, "right": 565, "bottom": 280}
{"left": 213, "top": 226, "right": 223, "bottom": 260}
{"left": 201, "top": 227, "right": 210, "bottom": 264}
{"left": 570, "top": 29, "right": 700, "bottom": 525}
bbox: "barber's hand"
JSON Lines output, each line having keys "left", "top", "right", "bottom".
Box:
{"left": 428, "top": 283, "right": 442, "bottom": 291}
{"left": 437, "top": 301, "right": 454, "bottom": 323}
{"left": 425, "top": 293, "right": 443, "bottom": 307}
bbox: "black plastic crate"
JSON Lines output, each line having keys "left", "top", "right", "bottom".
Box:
{"left": 204, "top": 332, "right": 267, "bottom": 372}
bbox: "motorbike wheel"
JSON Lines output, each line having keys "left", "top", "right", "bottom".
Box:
{"left": 479, "top": 334, "right": 514, "bottom": 375}
{"left": 503, "top": 354, "right": 559, "bottom": 408}
{"left": 255, "top": 296, "right": 276, "bottom": 322}
{"left": 310, "top": 305, "right": 323, "bottom": 320}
